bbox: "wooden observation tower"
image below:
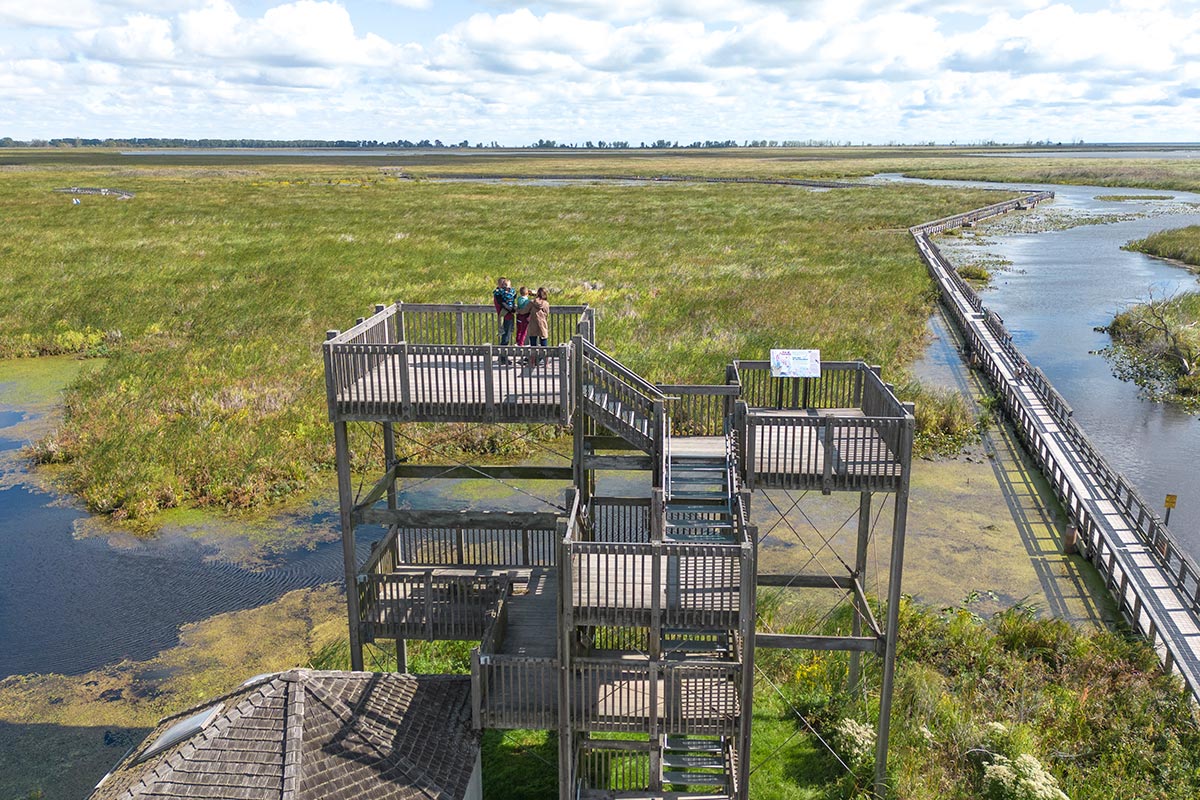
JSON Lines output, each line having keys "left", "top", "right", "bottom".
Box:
{"left": 323, "top": 301, "right": 914, "bottom": 799}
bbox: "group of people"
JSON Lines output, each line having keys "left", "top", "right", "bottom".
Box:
{"left": 492, "top": 277, "right": 551, "bottom": 364}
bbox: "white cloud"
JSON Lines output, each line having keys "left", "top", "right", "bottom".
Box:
{"left": 77, "top": 14, "right": 176, "bottom": 62}
{"left": 0, "top": 0, "right": 1197, "bottom": 142}
{"left": 178, "top": 0, "right": 395, "bottom": 67}
{"left": 0, "top": 0, "right": 102, "bottom": 29}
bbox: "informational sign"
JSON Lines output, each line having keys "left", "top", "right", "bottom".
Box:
{"left": 1166, "top": 494, "right": 1178, "bottom": 509}
{"left": 770, "top": 349, "right": 821, "bottom": 378}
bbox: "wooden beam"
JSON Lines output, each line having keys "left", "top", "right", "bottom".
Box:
{"left": 355, "top": 507, "right": 562, "bottom": 530}
{"left": 755, "top": 633, "right": 881, "bottom": 653}
{"left": 391, "top": 464, "right": 574, "bottom": 481}
{"left": 352, "top": 463, "right": 400, "bottom": 513}
{"left": 756, "top": 573, "right": 853, "bottom": 589}
{"left": 585, "top": 435, "right": 643, "bottom": 452}
{"left": 583, "top": 454, "right": 654, "bottom": 471}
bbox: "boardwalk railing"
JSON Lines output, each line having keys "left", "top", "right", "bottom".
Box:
{"left": 574, "top": 738, "right": 653, "bottom": 796}
{"left": 744, "top": 413, "right": 909, "bottom": 493}
{"left": 393, "top": 302, "right": 594, "bottom": 347}
{"left": 912, "top": 190, "right": 1200, "bottom": 698}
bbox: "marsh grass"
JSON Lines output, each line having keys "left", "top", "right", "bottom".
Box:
{"left": 1126, "top": 225, "right": 1200, "bottom": 268}
{"left": 1, "top": 156, "right": 1009, "bottom": 521}
{"left": 750, "top": 596, "right": 1200, "bottom": 800}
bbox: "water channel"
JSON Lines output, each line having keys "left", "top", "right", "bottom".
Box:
{"left": 888, "top": 174, "right": 1200, "bottom": 549}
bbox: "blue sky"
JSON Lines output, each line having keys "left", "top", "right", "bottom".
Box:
{"left": 1, "top": 0, "right": 1197, "bottom": 143}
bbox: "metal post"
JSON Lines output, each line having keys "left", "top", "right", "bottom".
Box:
{"left": 849, "top": 491, "right": 871, "bottom": 693}
{"left": 334, "top": 420, "right": 364, "bottom": 671}
{"left": 873, "top": 421, "right": 914, "bottom": 799}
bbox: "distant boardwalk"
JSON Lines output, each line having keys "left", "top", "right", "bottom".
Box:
{"left": 913, "top": 194, "right": 1200, "bottom": 701}
{"left": 54, "top": 186, "right": 135, "bottom": 199}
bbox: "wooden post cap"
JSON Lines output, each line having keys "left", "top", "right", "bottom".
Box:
{"left": 326, "top": 330, "right": 339, "bottom": 340}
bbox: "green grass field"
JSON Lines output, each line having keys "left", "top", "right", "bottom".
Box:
{"left": 1, "top": 152, "right": 1007, "bottom": 523}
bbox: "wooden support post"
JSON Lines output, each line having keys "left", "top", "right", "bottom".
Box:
{"left": 821, "top": 421, "right": 835, "bottom": 494}
{"left": 736, "top": 534, "right": 757, "bottom": 800}
{"left": 849, "top": 491, "right": 871, "bottom": 693}
{"left": 557, "top": 530, "right": 575, "bottom": 800}
{"left": 874, "top": 421, "right": 913, "bottom": 800}
{"left": 382, "top": 423, "right": 397, "bottom": 511}
{"left": 649, "top": 660, "right": 662, "bottom": 792}
{"left": 573, "top": 335, "right": 590, "bottom": 507}
{"left": 333, "top": 420, "right": 364, "bottom": 671}
{"left": 652, "top": 398, "right": 665, "bottom": 489}
{"left": 381, "top": 420, "right": 405, "bottom": 672}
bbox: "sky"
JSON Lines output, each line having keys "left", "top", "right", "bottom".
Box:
{"left": 1, "top": 0, "right": 1198, "bottom": 144}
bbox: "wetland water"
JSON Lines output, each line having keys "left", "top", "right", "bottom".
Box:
{"left": 892, "top": 175, "right": 1200, "bottom": 551}
{"left": 0, "top": 406, "right": 387, "bottom": 679}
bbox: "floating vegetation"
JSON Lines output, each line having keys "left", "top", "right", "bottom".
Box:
{"left": 1096, "top": 194, "right": 1174, "bottom": 201}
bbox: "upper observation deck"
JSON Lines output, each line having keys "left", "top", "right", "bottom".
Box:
{"left": 729, "top": 360, "right": 914, "bottom": 493}
{"left": 323, "top": 302, "right": 594, "bottom": 424}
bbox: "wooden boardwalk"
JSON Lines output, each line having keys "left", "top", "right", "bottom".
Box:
{"left": 499, "top": 568, "right": 558, "bottom": 658}
{"left": 914, "top": 200, "right": 1200, "bottom": 698}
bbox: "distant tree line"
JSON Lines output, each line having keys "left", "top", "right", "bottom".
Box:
{"left": 0, "top": 136, "right": 1088, "bottom": 150}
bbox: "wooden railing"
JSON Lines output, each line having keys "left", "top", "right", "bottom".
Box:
{"left": 589, "top": 497, "right": 652, "bottom": 543}
{"left": 568, "top": 540, "right": 744, "bottom": 629}
{"left": 367, "top": 522, "right": 559, "bottom": 568}
{"left": 912, "top": 191, "right": 1200, "bottom": 698}
{"left": 730, "top": 360, "right": 905, "bottom": 418}
{"left": 658, "top": 383, "right": 739, "bottom": 436}
{"left": 357, "top": 571, "right": 504, "bottom": 641}
{"left": 568, "top": 659, "right": 740, "bottom": 736}
{"left": 392, "top": 302, "right": 594, "bottom": 347}
{"left": 575, "top": 738, "right": 653, "bottom": 795}
{"left": 579, "top": 339, "right": 664, "bottom": 452}
{"left": 323, "top": 301, "right": 592, "bottom": 422}
{"left": 326, "top": 341, "right": 571, "bottom": 422}
{"left": 744, "top": 413, "right": 909, "bottom": 492}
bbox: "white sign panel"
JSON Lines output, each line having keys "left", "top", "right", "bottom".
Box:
{"left": 770, "top": 349, "right": 821, "bottom": 378}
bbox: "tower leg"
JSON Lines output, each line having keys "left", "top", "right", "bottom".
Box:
{"left": 874, "top": 442, "right": 912, "bottom": 798}
{"left": 849, "top": 491, "right": 871, "bottom": 693}
{"left": 334, "top": 420, "right": 364, "bottom": 671}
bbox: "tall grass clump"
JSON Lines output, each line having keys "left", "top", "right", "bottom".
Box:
{"left": 898, "top": 380, "right": 983, "bottom": 455}
{"left": 1126, "top": 225, "right": 1200, "bottom": 268}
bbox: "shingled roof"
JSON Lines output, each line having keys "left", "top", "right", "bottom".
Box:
{"left": 90, "top": 670, "right": 479, "bottom": 800}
